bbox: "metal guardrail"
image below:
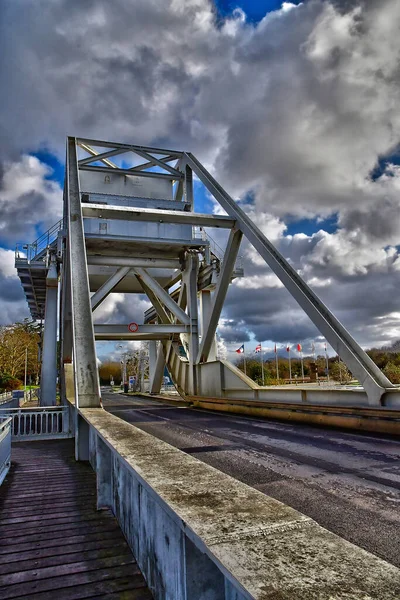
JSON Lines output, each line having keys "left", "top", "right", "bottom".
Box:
{"left": 0, "top": 392, "right": 12, "bottom": 405}
{"left": 0, "top": 407, "right": 71, "bottom": 441}
{"left": 0, "top": 417, "right": 12, "bottom": 485}
{"left": 15, "top": 218, "right": 64, "bottom": 263}
{"left": 193, "top": 227, "right": 243, "bottom": 271}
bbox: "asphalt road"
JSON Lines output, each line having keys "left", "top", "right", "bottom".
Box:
{"left": 101, "top": 389, "right": 400, "bottom": 568}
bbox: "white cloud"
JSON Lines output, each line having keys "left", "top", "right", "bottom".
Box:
{"left": 1, "top": 0, "right": 400, "bottom": 350}
{"left": 0, "top": 155, "right": 62, "bottom": 243}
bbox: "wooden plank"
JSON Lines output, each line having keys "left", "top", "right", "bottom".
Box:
{"left": 0, "top": 439, "right": 152, "bottom": 599}
{"left": 0, "top": 565, "right": 144, "bottom": 599}
{"left": 0, "top": 530, "right": 122, "bottom": 555}
{"left": 0, "top": 538, "right": 129, "bottom": 570}
{"left": 13, "top": 576, "right": 152, "bottom": 600}
{"left": 0, "top": 553, "right": 136, "bottom": 586}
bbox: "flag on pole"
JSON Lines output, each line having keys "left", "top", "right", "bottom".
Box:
{"left": 324, "top": 342, "right": 327, "bottom": 351}
{"left": 274, "top": 343, "right": 277, "bottom": 353}
{"left": 236, "top": 344, "right": 244, "bottom": 354}
{"left": 255, "top": 343, "right": 261, "bottom": 353}
{"left": 297, "top": 343, "right": 302, "bottom": 352}
{"left": 286, "top": 345, "right": 290, "bottom": 352}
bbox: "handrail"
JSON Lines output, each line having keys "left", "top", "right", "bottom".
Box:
{"left": 0, "top": 406, "right": 71, "bottom": 440}
{"left": 193, "top": 226, "right": 243, "bottom": 271}
{"left": 15, "top": 218, "right": 65, "bottom": 263}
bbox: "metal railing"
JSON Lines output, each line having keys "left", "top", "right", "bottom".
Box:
{"left": 193, "top": 227, "right": 243, "bottom": 272}
{"left": 0, "top": 407, "right": 71, "bottom": 441}
{"left": 0, "top": 392, "right": 12, "bottom": 405}
{"left": 0, "top": 417, "right": 12, "bottom": 485}
{"left": 15, "top": 218, "right": 64, "bottom": 263}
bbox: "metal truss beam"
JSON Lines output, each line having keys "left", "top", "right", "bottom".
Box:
{"left": 67, "top": 137, "right": 100, "bottom": 408}
{"left": 90, "top": 267, "right": 130, "bottom": 312}
{"left": 78, "top": 148, "right": 127, "bottom": 166}
{"left": 82, "top": 204, "right": 235, "bottom": 228}
{"left": 87, "top": 256, "right": 180, "bottom": 269}
{"left": 78, "top": 144, "right": 119, "bottom": 168}
{"left": 134, "top": 276, "right": 171, "bottom": 325}
{"left": 129, "top": 147, "right": 182, "bottom": 177}
{"left": 79, "top": 164, "right": 182, "bottom": 181}
{"left": 77, "top": 137, "right": 182, "bottom": 157}
{"left": 94, "top": 324, "right": 187, "bottom": 340}
{"left": 133, "top": 155, "right": 177, "bottom": 172}
{"left": 133, "top": 267, "right": 190, "bottom": 325}
{"left": 198, "top": 228, "right": 243, "bottom": 363}
{"left": 184, "top": 152, "right": 394, "bottom": 402}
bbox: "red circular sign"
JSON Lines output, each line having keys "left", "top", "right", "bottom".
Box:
{"left": 128, "top": 322, "right": 139, "bottom": 332}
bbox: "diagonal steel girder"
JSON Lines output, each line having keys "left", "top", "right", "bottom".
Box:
{"left": 183, "top": 152, "right": 395, "bottom": 404}
{"left": 198, "top": 228, "right": 243, "bottom": 363}
{"left": 133, "top": 267, "right": 190, "bottom": 325}
{"left": 90, "top": 267, "right": 131, "bottom": 312}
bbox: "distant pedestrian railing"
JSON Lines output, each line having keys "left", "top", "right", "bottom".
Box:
{"left": 0, "top": 392, "right": 12, "bottom": 406}
{"left": 0, "top": 407, "right": 72, "bottom": 441}
{"left": 0, "top": 417, "right": 12, "bottom": 485}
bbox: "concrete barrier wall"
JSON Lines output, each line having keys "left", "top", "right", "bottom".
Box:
{"left": 80, "top": 407, "right": 400, "bottom": 600}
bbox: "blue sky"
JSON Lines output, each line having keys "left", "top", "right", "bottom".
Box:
{"left": 215, "top": 0, "right": 302, "bottom": 22}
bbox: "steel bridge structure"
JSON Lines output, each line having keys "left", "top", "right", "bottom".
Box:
{"left": 15, "top": 137, "right": 400, "bottom": 421}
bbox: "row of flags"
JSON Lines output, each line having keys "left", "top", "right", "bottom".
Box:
{"left": 236, "top": 342, "right": 328, "bottom": 354}
{"left": 235, "top": 341, "right": 330, "bottom": 382}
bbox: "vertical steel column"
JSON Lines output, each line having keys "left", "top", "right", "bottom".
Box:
{"left": 185, "top": 253, "right": 199, "bottom": 394}
{"left": 40, "top": 259, "right": 58, "bottom": 407}
{"left": 67, "top": 137, "right": 101, "bottom": 411}
{"left": 150, "top": 344, "right": 166, "bottom": 394}
{"left": 200, "top": 290, "right": 217, "bottom": 361}
{"left": 149, "top": 341, "right": 157, "bottom": 384}
{"left": 59, "top": 246, "right": 73, "bottom": 405}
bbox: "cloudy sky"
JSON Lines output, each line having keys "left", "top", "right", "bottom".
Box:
{"left": 1, "top": 0, "right": 400, "bottom": 362}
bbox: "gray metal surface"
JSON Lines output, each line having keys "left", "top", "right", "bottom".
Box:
{"left": 67, "top": 137, "right": 101, "bottom": 409}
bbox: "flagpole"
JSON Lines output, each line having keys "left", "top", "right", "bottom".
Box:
{"left": 301, "top": 350, "right": 304, "bottom": 380}
{"left": 288, "top": 346, "right": 292, "bottom": 381}
{"left": 260, "top": 343, "right": 264, "bottom": 386}
{"left": 243, "top": 345, "right": 247, "bottom": 377}
{"left": 275, "top": 345, "right": 279, "bottom": 381}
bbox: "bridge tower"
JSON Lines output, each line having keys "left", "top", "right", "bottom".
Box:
{"left": 15, "top": 136, "right": 399, "bottom": 414}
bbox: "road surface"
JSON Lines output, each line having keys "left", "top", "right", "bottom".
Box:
{"left": 101, "top": 389, "right": 400, "bottom": 568}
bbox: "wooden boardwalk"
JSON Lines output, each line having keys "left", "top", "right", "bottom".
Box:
{"left": 0, "top": 439, "right": 152, "bottom": 599}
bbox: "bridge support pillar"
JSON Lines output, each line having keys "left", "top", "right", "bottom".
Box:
{"left": 40, "top": 260, "right": 58, "bottom": 406}
{"left": 200, "top": 290, "right": 217, "bottom": 361}
{"left": 148, "top": 340, "right": 157, "bottom": 384}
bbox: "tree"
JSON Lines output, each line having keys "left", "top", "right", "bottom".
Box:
{"left": 0, "top": 321, "right": 40, "bottom": 383}
{"left": 98, "top": 362, "right": 123, "bottom": 385}
{"left": 330, "top": 360, "right": 352, "bottom": 383}
{"left": 383, "top": 362, "right": 400, "bottom": 384}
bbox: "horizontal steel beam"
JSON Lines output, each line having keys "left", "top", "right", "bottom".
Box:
{"left": 82, "top": 204, "right": 235, "bottom": 228}
{"left": 94, "top": 323, "right": 187, "bottom": 340}
{"left": 77, "top": 138, "right": 182, "bottom": 157}
{"left": 79, "top": 165, "right": 182, "bottom": 181}
{"left": 87, "top": 256, "right": 181, "bottom": 268}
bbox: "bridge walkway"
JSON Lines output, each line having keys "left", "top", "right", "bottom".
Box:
{"left": 0, "top": 439, "right": 152, "bottom": 600}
